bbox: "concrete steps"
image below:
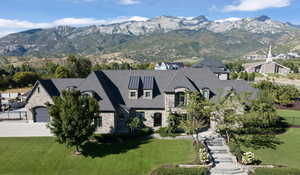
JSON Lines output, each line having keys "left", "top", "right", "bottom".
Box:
{"left": 205, "top": 135, "right": 248, "bottom": 175}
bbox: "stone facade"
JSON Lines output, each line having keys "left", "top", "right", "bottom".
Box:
{"left": 134, "top": 109, "right": 168, "bottom": 129}
{"left": 25, "top": 83, "right": 53, "bottom": 122}
{"left": 95, "top": 112, "right": 116, "bottom": 133}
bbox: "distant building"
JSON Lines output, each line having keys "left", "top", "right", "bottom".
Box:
{"left": 243, "top": 45, "right": 291, "bottom": 75}
{"left": 155, "top": 62, "right": 184, "bottom": 70}
{"left": 244, "top": 54, "right": 267, "bottom": 60}
{"left": 192, "top": 58, "right": 230, "bottom": 80}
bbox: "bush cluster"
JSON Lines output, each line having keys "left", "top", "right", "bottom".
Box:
{"left": 156, "top": 127, "right": 180, "bottom": 137}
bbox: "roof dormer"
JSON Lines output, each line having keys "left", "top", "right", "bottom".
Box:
{"left": 143, "top": 76, "right": 154, "bottom": 99}
{"left": 128, "top": 76, "right": 140, "bottom": 99}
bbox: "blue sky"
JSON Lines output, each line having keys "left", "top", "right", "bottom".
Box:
{"left": 0, "top": 0, "right": 299, "bottom": 36}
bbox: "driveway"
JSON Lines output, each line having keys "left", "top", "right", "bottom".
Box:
{"left": 0, "top": 121, "right": 52, "bottom": 137}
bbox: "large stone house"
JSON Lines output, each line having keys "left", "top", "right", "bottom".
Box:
{"left": 25, "top": 68, "right": 256, "bottom": 133}
{"left": 243, "top": 46, "right": 291, "bottom": 75}
{"left": 192, "top": 58, "right": 230, "bottom": 80}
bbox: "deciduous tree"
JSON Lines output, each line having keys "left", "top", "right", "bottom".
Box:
{"left": 47, "top": 90, "right": 99, "bottom": 154}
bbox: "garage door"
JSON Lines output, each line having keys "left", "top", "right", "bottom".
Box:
{"left": 34, "top": 107, "right": 50, "bottom": 123}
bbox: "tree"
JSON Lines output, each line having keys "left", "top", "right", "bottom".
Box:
{"left": 167, "top": 113, "right": 181, "bottom": 133}
{"left": 226, "top": 62, "right": 244, "bottom": 73}
{"left": 248, "top": 72, "right": 255, "bottom": 81}
{"left": 12, "top": 72, "right": 39, "bottom": 87}
{"left": 55, "top": 66, "right": 71, "bottom": 78}
{"left": 127, "top": 117, "right": 142, "bottom": 134}
{"left": 282, "top": 61, "right": 299, "bottom": 73}
{"left": 180, "top": 91, "right": 212, "bottom": 142}
{"left": 253, "top": 80, "right": 300, "bottom": 106}
{"left": 230, "top": 72, "right": 238, "bottom": 80}
{"left": 66, "top": 55, "right": 92, "bottom": 78}
{"left": 47, "top": 90, "right": 99, "bottom": 154}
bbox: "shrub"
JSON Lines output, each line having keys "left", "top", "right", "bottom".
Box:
{"left": 241, "top": 152, "right": 255, "bottom": 165}
{"left": 135, "top": 127, "right": 153, "bottom": 136}
{"left": 167, "top": 113, "right": 181, "bottom": 133}
{"left": 151, "top": 166, "right": 209, "bottom": 175}
{"left": 156, "top": 127, "right": 179, "bottom": 137}
{"left": 199, "top": 148, "right": 209, "bottom": 164}
{"left": 254, "top": 168, "right": 300, "bottom": 175}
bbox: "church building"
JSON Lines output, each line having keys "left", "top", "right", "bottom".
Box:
{"left": 243, "top": 45, "right": 291, "bottom": 75}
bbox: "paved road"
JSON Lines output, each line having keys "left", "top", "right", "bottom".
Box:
{"left": 0, "top": 121, "right": 52, "bottom": 137}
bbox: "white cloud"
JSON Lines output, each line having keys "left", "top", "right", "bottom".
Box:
{"left": 118, "top": 0, "right": 140, "bottom": 5}
{"left": 224, "top": 0, "right": 291, "bottom": 12}
{"left": 0, "top": 16, "right": 149, "bottom": 38}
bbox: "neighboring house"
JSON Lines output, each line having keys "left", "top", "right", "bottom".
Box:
{"left": 243, "top": 45, "right": 291, "bottom": 75}
{"left": 155, "top": 62, "right": 184, "bottom": 70}
{"left": 192, "top": 58, "right": 230, "bottom": 80}
{"left": 25, "top": 68, "right": 257, "bottom": 134}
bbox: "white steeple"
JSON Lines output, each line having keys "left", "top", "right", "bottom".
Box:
{"left": 266, "top": 44, "right": 273, "bottom": 62}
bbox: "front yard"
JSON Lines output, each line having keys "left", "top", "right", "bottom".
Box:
{"left": 0, "top": 137, "right": 193, "bottom": 175}
{"left": 243, "top": 110, "right": 300, "bottom": 168}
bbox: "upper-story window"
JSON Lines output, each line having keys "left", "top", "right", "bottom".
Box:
{"left": 129, "top": 90, "right": 138, "bottom": 99}
{"left": 175, "top": 92, "right": 186, "bottom": 107}
{"left": 143, "top": 90, "right": 153, "bottom": 99}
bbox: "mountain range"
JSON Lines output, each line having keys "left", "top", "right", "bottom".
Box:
{"left": 1, "top": 15, "right": 300, "bottom": 62}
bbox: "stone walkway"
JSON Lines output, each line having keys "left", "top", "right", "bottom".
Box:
{"left": 205, "top": 135, "right": 248, "bottom": 175}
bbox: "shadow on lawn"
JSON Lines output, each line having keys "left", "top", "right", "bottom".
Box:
{"left": 236, "top": 118, "right": 289, "bottom": 150}
{"left": 81, "top": 135, "right": 151, "bottom": 158}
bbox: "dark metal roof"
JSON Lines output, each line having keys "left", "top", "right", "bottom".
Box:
{"left": 143, "top": 76, "right": 154, "bottom": 90}
{"left": 128, "top": 76, "right": 140, "bottom": 89}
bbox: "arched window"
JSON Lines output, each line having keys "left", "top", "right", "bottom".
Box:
{"left": 175, "top": 92, "right": 186, "bottom": 107}
{"left": 153, "top": 113, "right": 162, "bottom": 127}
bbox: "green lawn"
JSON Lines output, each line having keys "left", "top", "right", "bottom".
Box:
{"left": 278, "top": 110, "right": 300, "bottom": 125}
{"left": 245, "top": 128, "right": 300, "bottom": 168}
{"left": 243, "top": 110, "right": 300, "bottom": 168}
{"left": 0, "top": 137, "right": 193, "bottom": 175}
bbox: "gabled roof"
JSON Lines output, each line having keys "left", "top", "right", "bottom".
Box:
{"left": 165, "top": 70, "right": 198, "bottom": 92}
{"left": 243, "top": 61, "right": 291, "bottom": 71}
{"left": 27, "top": 68, "right": 257, "bottom": 111}
{"left": 192, "top": 58, "right": 226, "bottom": 69}
{"left": 78, "top": 72, "right": 116, "bottom": 112}
{"left": 26, "top": 80, "right": 60, "bottom": 102}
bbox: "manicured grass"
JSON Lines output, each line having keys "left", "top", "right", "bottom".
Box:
{"left": 0, "top": 137, "right": 193, "bottom": 175}
{"left": 278, "top": 109, "right": 300, "bottom": 125}
{"left": 243, "top": 128, "right": 300, "bottom": 168}
{"left": 254, "top": 168, "right": 300, "bottom": 175}
{"left": 242, "top": 110, "right": 300, "bottom": 168}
